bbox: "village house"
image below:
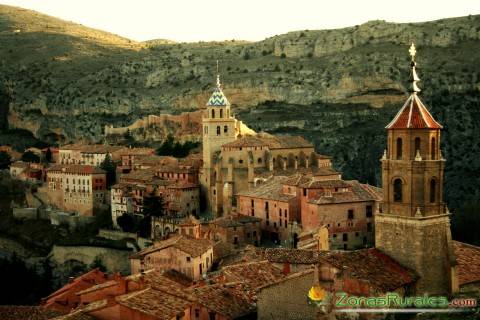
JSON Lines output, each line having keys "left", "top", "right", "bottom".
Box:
{"left": 59, "top": 144, "right": 128, "bottom": 166}
{"left": 112, "top": 168, "right": 200, "bottom": 228}
{"left": 9, "top": 161, "right": 45, "bottom": 182}
{"left": 46, "top": 164, "right": 107, "bottom": 216}
{"left": 130, "top": 235, "right": 214, "bottom": 280}
{"left": 236, "top": 170, "right": 381, "bottom": 249}
{"left": 176, "top": 214, "right": 262, "bottom": 248}
{"left": 41, "top": 268, "right": 108, "bottom": 314}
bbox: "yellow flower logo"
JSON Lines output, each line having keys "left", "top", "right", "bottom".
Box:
{"left": 308, "top": 286, "right": 326, "bottom": 302}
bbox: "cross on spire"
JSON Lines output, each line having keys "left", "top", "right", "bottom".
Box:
{"left": 408, "top": 43, "right": 421, "bottom": 93}
{"left": 216, "top": 60, "right": 221, "bottom": 89}
{"left": 409, "top": 43, "right": 417, "bottom": 61}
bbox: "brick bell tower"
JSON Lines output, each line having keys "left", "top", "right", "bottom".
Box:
{"left": 375, "top": 44, "right": 458, "bottom": 295}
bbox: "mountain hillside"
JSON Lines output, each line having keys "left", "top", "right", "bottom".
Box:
{"left": 1, "top": 5, "right": 480, "bottom": 233}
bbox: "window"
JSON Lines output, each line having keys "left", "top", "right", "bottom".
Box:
{"left": 253, "top": 231, "right": 257, "bottom": 237}
{"left": 393, "top": 179, "right": 403, "bottom": 202}
{"left": 234, "top": 237, "right": 238, "bottom": 245}
{"left": 224, "top": 125, "right": 228, "bottom": 133}
{"left": 367, "top": 222, "right": 372, "bottom": 232}
{"left": 195, "top": 309, "right": 200, "bottom": 318}
{"left": 347, "top": 209, "right": 354, "bottom": 219}
{"left": 211, "top": 109, "right": 215, "bottom": 118}
{"left": 265, "top": 202, "right": 269, "bottom": 209}
{"left": 303, "top": 189, "right": 307, "bottom": 197}
{"left": 274, "top": 222, "right": 277, "bottom": 228}
{"left": 280, "top": 219, "right": 282, "bottom": 227}
{"left": 266, "top": 211, "right": 269, "bottom": 219}
{"left": 366, "top": 205, "right": 373, "bottom": 217}
{"left": 430, "top": 179, "right": 436, "bottom": 203}
{"left": 258, "top": 157, "right": 262, "bottom": 164}
{"left": 343, "top": 233, "right": 348, "bottom": 241}
{"left": 285, "top": 220, "right": 287, "bottom": 228}
{"left": 415, "top": 137, "right": 421, "bottom": 154}
{"left": 186, "top": 257, "right": 191, "bottom": 262}
{"left": 431, "top": 137, "right": 436, "bottom": 160}
{"left": 216, "top": 126, "right": 220, "bottom": 135}
{"left": 220, "top": 109, "right": 223, "bottom": 118}
{"left": 355, "top": 232, "right": 359, "bottom": 237}
{"left": 396, "top": 138, "right": 403, "bottom": 159}
{"left": 333, "top": 234, "right": 337, "bottom": 238}
{"left": 239, "top": 159, "right": 243, "bottom": 164}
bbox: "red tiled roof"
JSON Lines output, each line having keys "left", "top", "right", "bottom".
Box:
{"left": 453, "top": 241, "right": 480, "bottom": 286}
{"left": 318, "top": 249, "right": 417, "bottom": 292}
{"left": 131, "top": 235, "right": 213, "bottom": 259}
{"left": 116, "top": 288, "right": 190, "bottom": 320}
{"left": 386, "top": 93, "right": 442, "bottom": 129}
{"left": 47, "top": 164, "right": 106, "bottom": 175}
{"left": 0, "top": 306, "right": 61, "bottom": 320}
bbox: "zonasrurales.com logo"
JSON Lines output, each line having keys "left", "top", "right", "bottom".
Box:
{"left": 307, "top": 289, "right": 478, "bottom": 314}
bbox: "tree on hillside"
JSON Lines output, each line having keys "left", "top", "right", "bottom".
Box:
{"left": 89, "top": 256, "right": 107, "bottom": 272}
{"left": 156, "top": 134, "right": 199, "bottom": 158}
{"left": 117, "top": 213, "right": 136, "bottom": 233}
{"left": 140, "top": 192, "right": 167, "bottom": 238}
{"left": 45, "top": 147, "right": 52, "bottom": 163}
{"left": 100, "top": 154, "right": 116, "bottom": 187}
{"left": 21, "top": 150, "right": 40, "bottom": 163}
{"left": 0, "top": 151, "right": 11, "bottom": 169}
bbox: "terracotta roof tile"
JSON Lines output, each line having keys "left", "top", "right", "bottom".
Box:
{"left": 0, "top": 306, "right": 62, "bottom": 320}
{"left": 131, "top": 235, "right": 213, "bottom": 259}
{"left": 236, "top": 176, "right": 296, "bottom": 202}
{"left": 386, "top": 94, "right": 442, "bottom": 129}
{"left": 47, "top": 164, "right": 106, "bottom": 175}
{"left": 318, "top": 249, "right": 417, "bottom": 292}
{"left": 453, "top": 241, "right": 480, "bottom": 286}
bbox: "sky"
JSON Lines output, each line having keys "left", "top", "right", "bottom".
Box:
{"left": 1, "top": 0, "right": 480, "bottom": 42}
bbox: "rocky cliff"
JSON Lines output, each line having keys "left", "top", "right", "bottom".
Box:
{"left": 1, "top": 4, "right": 480, "bottom": 213}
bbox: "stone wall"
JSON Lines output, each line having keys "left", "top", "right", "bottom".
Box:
{"left": 375, "top": 213, "right": 454, "bottom": 295}
{"left": 50, "top": 245, "right": 132, "bottom": 275}
{"left": 12, "top": 207, "right": 38, "bottom": 220}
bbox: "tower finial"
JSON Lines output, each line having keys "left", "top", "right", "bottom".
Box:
{"left": 409, "top": 43, "right": 421, "bottom": 93}
{"left": 216, "top": 60, "right": 221, "bottom": 89}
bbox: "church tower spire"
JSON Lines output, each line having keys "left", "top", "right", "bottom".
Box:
{"left": 375, "top": 44, "right": 458, "bottom": 295}
{"left": 200, "top": 62, "right": 237, "bottom": 215}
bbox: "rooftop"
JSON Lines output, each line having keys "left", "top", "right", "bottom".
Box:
{"left": 309, "top": 180, "right": 382, "bottom": 204}
{"left": 453, "top": 241, "right": 480, "bottom": 286}
{"left": 47, "top": 164, "right": 106, "bottom": 175}
{"left": 386, "top": 93, "right": 442, "bottom": 130}
{"left": 223, "top": 133, "right": 313, "bottom": 150}
{"left": 0, "top": 306, "right": 61, "bottom": 320}
{"left": 131, "top": 235, "right": 213, "bottom": 259}
{"left": 318, "top": 248, "right": 417, "bottom": 292}
{"left": 236, "top": 176, "right": 296, "bottom": 202}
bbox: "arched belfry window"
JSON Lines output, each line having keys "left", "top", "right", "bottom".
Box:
{"left": 430, "top": 179, "right": 436, "bottom": 203}
{"left": 431, "top": 137, "right": 436, "bottom": 160}
{"left": 224, "top": 125, "right": 228, "bottom": 133}
{"left": 211, "top": 109, "right": 215, "bottom": 118}
{"left": 396, "top": 138, "right": 403, "bottom": 160}
{"left": 220, "top": 109, "right": 223, "bottom": 118}
{"left": 415, "top": 137, "right": 421, "bottom": 154}
{"left": 393, "top": 179, "right": 403, "bottom": 202}
{"left": 216, "top": 126, "right": 220, "bottom": 135}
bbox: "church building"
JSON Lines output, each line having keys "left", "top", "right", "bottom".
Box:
{"left": 200, "top": 74, "right": 330, "bottom": 216}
